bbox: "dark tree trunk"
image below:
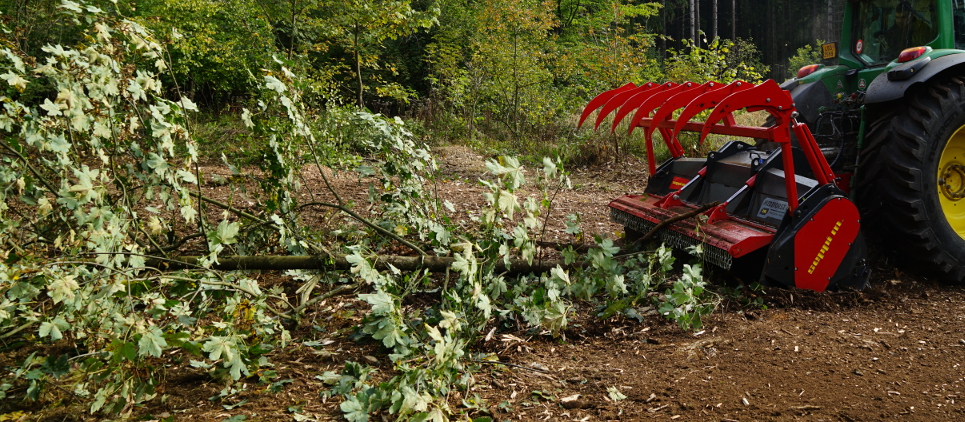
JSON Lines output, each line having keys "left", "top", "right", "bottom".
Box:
{"left": 712, "top": 0, "right": 717, "bottom": 40}
{"left": 731, "top": 0, "right": 735, "bottom": 40}
{"left": 690, "top": 0, "right": 696, "bottom": 44}
{"left": 143, "top": 254, "right": 590, "bottom": 274}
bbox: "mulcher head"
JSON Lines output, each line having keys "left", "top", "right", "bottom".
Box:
{"left": 581, "top": 80, "right": 869, "bottom": 291}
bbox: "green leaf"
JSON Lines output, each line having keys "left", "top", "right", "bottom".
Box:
{"left": 359, "top": 290, "right": 395, "bottom": 315}
{"left": 265, "top": 75, "right": 287, "bottom": 93}
{"left": 223, "top": 399, "right": 248, "bottom": 410}
{"left": 138, "top": 326, "right": 168, "bottom": 358}
{"left": 41, "top": 354, "right": 70, "bottom": 377}
{"left": 598, "top": 238, "right": 620, "bottom": 256}
{"left": 39, "top": 320, "right": 64, "bottom": 341}
{"left": 164, "top": 331, "right": 191, "bottom": 347}
{"left": 215, "top": 220, "right": 240, "bottom": 245}
{"left": 119, "top": 341, "right": 137, "bottom": 362}
{"left": 182, "top": 340, "right": 202, "bottom": 356}
{"left": 203, "top": 336, "right": 235, "bottom": 361}
{"left": 340, "top": 394, "right": 370, "bottom": 422}
{"left": 227, "top": 353, "right": 248, "bottom": 380}
{"left": 495, "top": 189, "right": 519, "bottom": 219}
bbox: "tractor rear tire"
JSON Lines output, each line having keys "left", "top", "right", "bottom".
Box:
{"left": 858, "top": 77, "right": 965, "bottom": 282}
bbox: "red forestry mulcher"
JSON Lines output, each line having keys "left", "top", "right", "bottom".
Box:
{"left": 579, "top": 80, "right": 869, "bottom": 292}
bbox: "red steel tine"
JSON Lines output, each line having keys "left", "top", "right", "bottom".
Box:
{"left": 593, "top": 82, "right": 661, "bottom": 129}
{"left": 644, "top": 81, "right": 721, "bottom": 157}
{"left": 645, "top": 81, "right": 721, "bottom": 141}
{"left": 700, "top": 80, "right": 794, "bottom": 142}
{"left": 626, "top": 82, "right": 696, "bottom": 135}
{"left": 671, "top": 80, "right": 753, "bottom": 140}
{"left": 607, "top": 82, "right": 675, "bottom": 130}
{"left": 608, "top": 83, "right": 673, "bottom": 130}
{"left": 578, "top": 82, "right": 638, "bottom": 128}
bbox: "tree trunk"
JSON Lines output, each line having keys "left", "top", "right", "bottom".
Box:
{"left": 354, "top": 24, "right": 364, "bottom": 108}
{"left": 731, "top": 0, "right": 735, "bottom": 40}
{"left": 768, "top": 2, "right": 775, "bottom": 76}
{"left": 712, "top": 0, "right": 717, "bottom": 40}
{"left": 828, "top": 0, "right": 833, "bottom": 41}
{"left": 143, "top": 254, "right": 590, "bottom": 274}
{"left": 689, "top": 0, "right": 695, "bottom": 45}
{"left": 660, "top": 0, "right": 666, "bottom": 59}
{"left": 694, "top": 0, "right": 700, "bottom": 45}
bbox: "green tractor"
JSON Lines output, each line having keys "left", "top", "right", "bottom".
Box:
{"left": 792, "top": 0, "right": 965, "bottom": 281}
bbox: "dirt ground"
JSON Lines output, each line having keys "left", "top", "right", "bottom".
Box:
{"left": 8, "top": 146, "right": 965, "bottom": 421}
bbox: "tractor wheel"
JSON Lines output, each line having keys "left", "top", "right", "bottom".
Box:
{"left": 857, "top": 77, "right": 965, "bottom": 282}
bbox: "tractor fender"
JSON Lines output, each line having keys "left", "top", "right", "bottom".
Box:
{"left": 865, "top": 53, "right": 965, "bottom": 104}
{"left": 783, "top": 79, "right": 832, "bottom": 126}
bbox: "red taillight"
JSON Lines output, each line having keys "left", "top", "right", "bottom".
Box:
{"left": 797, "top": 64, "right": 821, "bottom": 79}
{"left": 897, "top": 46, "right": 928, "bottom": 63}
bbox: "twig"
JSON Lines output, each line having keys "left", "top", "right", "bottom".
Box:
{"left": 0, "top": 137, "right": 58, "bottom": 194}
{"left": 304, "top": 134, "right": 344, "bottom": 206}
{"left": 300, "top": 201, "right": 427, "bottom": 257}
{"left": 617, "top": 201, "right": 720, "bottom": 258}
{"left": 290, "top": 283, "right": 356, "bottom": 316}
{"left": 190, "top": 192, "right": 267, "bottom": 225}
{"left": 0, "top": 320, "right": 38, "bottom": 341}
{"left": 4, "top": 238, "right": 24, "bottom": 255}
{"left": 535, "top": 240, "right": 593, "bottom": 253}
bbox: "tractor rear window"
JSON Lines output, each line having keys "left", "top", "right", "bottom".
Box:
{"left": 851, "top": 0, "right": 938, "bottom": 65}
{"left": 955, "top": 0, "right": 965, "bottom": 49}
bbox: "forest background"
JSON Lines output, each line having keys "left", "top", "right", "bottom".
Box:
{"left": 0, "top": 0, "right": 840, "bottom": 420}
{"left": 7, "top": 0, "right": 837, "bottom": 159}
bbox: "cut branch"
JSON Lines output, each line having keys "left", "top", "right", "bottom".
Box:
{"left": 143, "top": 254, "right": 587, "bottom": 275}
{"left": 300, "top": 201, "right": 427, "bottom": 256}
{"left": 619, "top": 201, "right": 720, "bottom": 257}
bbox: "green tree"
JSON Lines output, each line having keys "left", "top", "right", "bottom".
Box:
{"left": 304, "top": 0, "right": 438, "bottom": 107}
{"left": 471, "top": 0, "right": 558, "bottom": 143}
{"left": 555, "top": 1, "right": 663, "bottom": 92}
{"left": 135, "top": 0, "right": 277, "bottom": 105}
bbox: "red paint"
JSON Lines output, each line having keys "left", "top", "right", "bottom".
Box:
{"left": 793, "top": 198, "right": 861, "bottom": 292}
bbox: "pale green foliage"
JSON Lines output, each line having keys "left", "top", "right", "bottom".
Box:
{"left": 425, "top": 0, "right": 664, "bottom": 161}
{"left": 0, "top": 3, "right": 290, "bottom": 414}
{"left": 326, "top": 147, "right": 717, "bottom": 420}
{"left": 555, "top": 0, "right": 663, "bottom": 89}
{"left": 471, "top": 0, "right": 558, "bottom": 143}
{"left": 657, "top": 252, "right": 720, "bottom": 330}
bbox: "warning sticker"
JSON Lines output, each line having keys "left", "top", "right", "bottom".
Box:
{"left": 757, "top": 198, "right": 789, "bottom": 220}
{"left": 669, "top": 176, "right": 689, "bottom": 190}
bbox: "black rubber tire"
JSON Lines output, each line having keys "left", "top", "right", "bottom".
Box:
{"left": 857, "top": 77, "right": 965, "bottom": 282}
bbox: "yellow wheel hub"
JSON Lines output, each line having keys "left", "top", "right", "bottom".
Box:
{"left": 938, "top": 125, "right": 965, "bottom": 238}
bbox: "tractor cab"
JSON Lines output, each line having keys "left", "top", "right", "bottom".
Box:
{"left": 848, "top": 0, "right": 939, "bottom": 65}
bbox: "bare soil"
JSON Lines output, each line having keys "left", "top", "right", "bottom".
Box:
{"left": 8, "top": 146, "right": 965, "bottom": 421}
